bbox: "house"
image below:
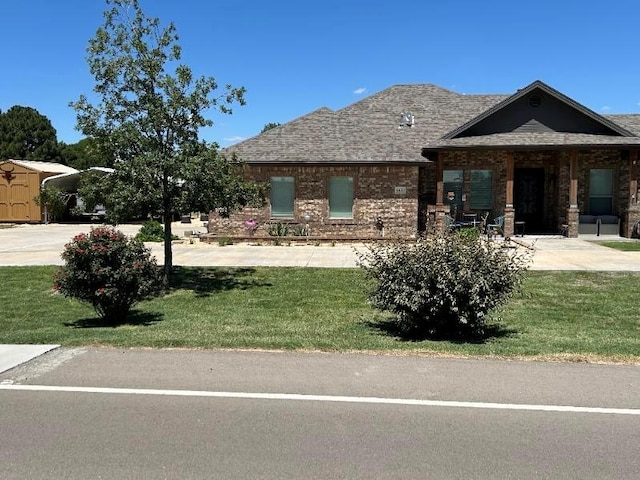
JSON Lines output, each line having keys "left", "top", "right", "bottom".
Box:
{"left": 210, "top": 80, "right": 640, "bottom": 239}
{"left": 0, "top": 160, "right": 78, "bottom": 222}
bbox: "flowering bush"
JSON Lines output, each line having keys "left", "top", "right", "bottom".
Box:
{"left": 358, "top": 231, "right": 532, "bottom": 338}
{"left": 54, "top": 227, "right": 161, "bottom": 323}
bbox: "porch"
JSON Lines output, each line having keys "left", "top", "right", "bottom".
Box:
{"left": 420, "top": 149, "right": 640, "bottom": 238}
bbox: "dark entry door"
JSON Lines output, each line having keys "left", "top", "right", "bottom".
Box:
{"left": 514, "top": 168, "right": 545, "bottom": 233}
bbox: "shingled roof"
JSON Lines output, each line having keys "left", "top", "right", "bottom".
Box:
{"left": 225, "top": 82, "right": 640, "bottom": 164}
{"left": 225, "top": 84, "right": 505, "bottom": 164}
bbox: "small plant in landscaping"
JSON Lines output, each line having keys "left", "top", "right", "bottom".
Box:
{"left": 54, "top": 227, "right": 161, "bottom": 324}
{"left": 134, "top": 220, "right": 179, "bottom": 242}
{"left": 218, "top": 236, "right": 234, "bottom": 246}
{"left": 358, "top": 231, "right": 532, "bottom": 339}
{"left": 268, "top": 222, "right": 289, "bottom": 237}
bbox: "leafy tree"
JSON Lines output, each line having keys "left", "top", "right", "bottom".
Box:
{"left": 59, "top": 137, "right": 114, "bottom": 169}
{"left": 0, "top": 106, "right": 60, "bottom": 161}
{"left": 33, "top": 185, "right": 69, "bottom": 221}
{"left": 70, "top": 0, "right": 263, "bottom": 286}
{"left": 260, "top": 122, "right": 281, "bottom": 133}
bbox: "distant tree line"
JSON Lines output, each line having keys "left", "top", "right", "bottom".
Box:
{"left": 0, "top": 105, "right": 112, "bottom": 169}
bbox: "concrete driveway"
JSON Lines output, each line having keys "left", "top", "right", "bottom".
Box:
{"left": 0, "top": 222, "right": 639, "bottom": 270}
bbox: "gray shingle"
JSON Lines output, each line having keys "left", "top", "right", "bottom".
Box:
{"left": 224, "top": 83, "right": 640, "bottom": 163}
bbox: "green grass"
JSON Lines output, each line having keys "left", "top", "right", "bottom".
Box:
{"left": 596, "top": 240, "right": 640, "bottom": 251}
{"left": 1, "top": 267, "right": 639, "bottom": 362}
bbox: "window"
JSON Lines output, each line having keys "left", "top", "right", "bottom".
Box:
{"left": 589, "top": 169, "right": 614, "bottom": 215}
{"left": 470, "top": 170, "right": 493, "bottom": 209}
{"left": 329, "top": 176, "right": 354, "bottom": 218}
{"left": 270, "top": 176, "right": 294, "bottom": 218}
{"left": 443, "top": 170, "right": 463, "bottom": 213}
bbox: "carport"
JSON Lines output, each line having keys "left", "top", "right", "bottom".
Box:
{"left": 41, "top": 167, "right": 114, "bottom": 223}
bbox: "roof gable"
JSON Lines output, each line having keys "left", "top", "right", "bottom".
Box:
{"left": 0, "top": 159, "right": 78, "bottom": 174}
{"left": 443, "top": 80, "right": 635, "bottom": 139}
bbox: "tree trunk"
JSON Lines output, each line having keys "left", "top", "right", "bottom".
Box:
{"left": 163, "top": 213, "right": 173, "bottom": 288}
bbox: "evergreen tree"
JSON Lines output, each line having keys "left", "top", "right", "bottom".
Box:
{"left": 0, "top": 106, "right": 60, "bottom": 161}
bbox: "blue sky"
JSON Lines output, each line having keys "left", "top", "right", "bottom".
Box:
{"left": 2, "top": 0, "right": 640, "bottom": 147}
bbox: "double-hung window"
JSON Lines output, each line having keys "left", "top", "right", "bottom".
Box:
{"left": 589, "top": 169, "right": 614, "bottom": 215}
{"left": 329, "top": 176, "right": 354, "bottom": 218}
{"left": 270, "top": 176, "right": 294, "bottom": 218}
{"left": 470, "top": 170, "right": 493, "bottom": 209}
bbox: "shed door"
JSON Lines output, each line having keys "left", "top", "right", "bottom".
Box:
{"left": 0, "top": 173, "right": 33, "bottom": 221}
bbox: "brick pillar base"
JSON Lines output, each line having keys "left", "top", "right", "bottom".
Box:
{"left": 428, "top": 204, "right": 450, "bottom": 234}
{"left": 503, "top": 208, "right": 515, "bottom": 238}
{"left": 626, "top": 205, "right": 640, "bottom": 238}
{"left": 566, "top": 207, "right": 579, "bottom": 238}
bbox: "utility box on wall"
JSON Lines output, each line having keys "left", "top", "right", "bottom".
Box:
{"left": 0, "top": 160, "right": 78, "bottom": 223}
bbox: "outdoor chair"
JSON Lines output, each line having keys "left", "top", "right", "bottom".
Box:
{"left": 487, "top": 215, "right": 505, "bottom": 238}
{"left": 444, "top": 214, "right": 462, "bottom": 231}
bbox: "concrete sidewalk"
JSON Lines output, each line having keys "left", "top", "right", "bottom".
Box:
{"left": 0, "top": 344, "right": 59, "bottom": 375}
{"left": 0, "top": 222, "right": 639, "bottom": 270}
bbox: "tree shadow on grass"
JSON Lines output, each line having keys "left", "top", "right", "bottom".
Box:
{"left": 365, "top": 317, "right": 517, "bottom": 344}
{"left": 64, "top": 310, "right": 164, "bottom": 329}
{"left": 169, "top": 266, "right": 271, "bottom": 297}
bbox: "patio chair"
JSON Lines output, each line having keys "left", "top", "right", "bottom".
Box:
{"left": 444, "top": 214, "right": 461, "bottom": 231}
{"left": 487, "top": 215, "right": 505, "bottom": 238}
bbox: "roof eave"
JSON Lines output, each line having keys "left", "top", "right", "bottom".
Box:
{"left": 440, "top": 80, "right": 637, "bottom": 140}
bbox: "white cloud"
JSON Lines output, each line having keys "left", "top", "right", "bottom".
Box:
{"left": 353, "top": 87, "right": 366, "bottom": 95}
{"left": 223, "top": 136, "right": 247, "bottom": 144}
{"left": 636, "top": 102, "right": 640, "bottom": 107}
{"left": 601, "top": 105, "right": 611, "bottom": 111}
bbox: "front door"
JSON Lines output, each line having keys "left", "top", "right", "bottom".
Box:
{"left": 514, "top": 168, "right": 545, "bottom": 233}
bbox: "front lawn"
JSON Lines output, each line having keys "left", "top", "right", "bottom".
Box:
{"left": 0, "top": 267, "right": 638, "bottom": 362}
{"left": 597, "top": 240, "right": 640, "bottom": 252}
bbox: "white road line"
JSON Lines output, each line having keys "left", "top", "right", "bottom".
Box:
{"left": 1, "top": 384, "right": 639, "bottom": 415}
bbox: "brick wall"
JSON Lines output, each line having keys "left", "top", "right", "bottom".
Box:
{"left": 208, "top": 164, "right": 419, "bottom": 238}
{"left": 421, "top": 149, "right": 636, "bottom": 236}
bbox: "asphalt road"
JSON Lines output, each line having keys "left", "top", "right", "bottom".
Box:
{"left": 1, "top": 349, "right": 639, "bottom": 479}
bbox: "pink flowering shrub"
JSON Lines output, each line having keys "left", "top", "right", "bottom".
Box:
{"left": 54, "top": 227, "right": 161, "bottom": 323}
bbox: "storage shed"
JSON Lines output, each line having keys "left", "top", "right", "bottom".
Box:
{"left": 0, "top": 159, "right": 78, "bottom": 222}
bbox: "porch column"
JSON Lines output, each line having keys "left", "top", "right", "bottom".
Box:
{"left": 566, "top": 150, "right": 579, "bottom": 237}
{"left": 433, "top": 153, "right": 448, "bottom": 232}
{"left": 627, "top": 149, "right": 640, "bottom": 237}
{"left": 503, "top": 151, "right": 515, "bottom": 237}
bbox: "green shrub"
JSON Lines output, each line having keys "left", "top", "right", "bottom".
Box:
{"left": 218, "top": 236, "right": 234, "bottom": 246}
{"left": 358, "top": 232, "right": 532, "bottom": 338}
{"left": 135, "top": 220, "right": 178, "bottom": 242}
{"left": 54, "top": 227, "right": 161, "bottom": 323}
{"left": 34, "top": 185, "right": 68, "bottom": 221}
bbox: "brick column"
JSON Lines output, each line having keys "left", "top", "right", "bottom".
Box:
{"left": 626, "top": 206, "right": 640, "bottom": 238}
{"left": 566, "top": 150, "right": 579, "bottom": 237}
{"left": 503, "top": 152, "right": 515, "bottom": 237}
{"left": 503, "top": 207, "right": 515, "bottom": 238}
{"left": 567, "top": 207, "right": 580, "bottom": 237}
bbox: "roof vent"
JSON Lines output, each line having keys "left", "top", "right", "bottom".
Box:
{"left": 528, "top": 94, "right": 542, "bottom": 108}
{"left": 399, "top": 112, "right": 415, "bottom": 128}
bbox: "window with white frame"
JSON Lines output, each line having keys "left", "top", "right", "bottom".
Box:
{"left": 270, "top": 176, "right": 294, "bottom": 218}
{"left": 329, "top": 176, "right": 354, "bottom": 218}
